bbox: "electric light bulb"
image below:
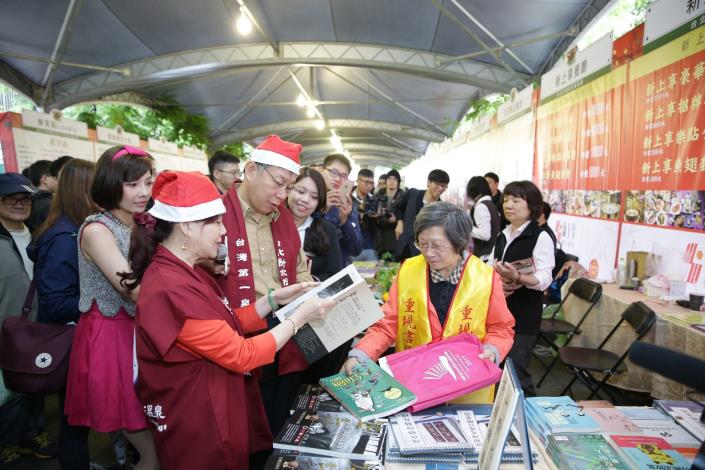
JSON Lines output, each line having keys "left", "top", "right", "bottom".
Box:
{"left": 296, "top": 94, "right": 307, "bottom": 107}
{"left": 236, "top": 9, "right": 252, "bottom": 35}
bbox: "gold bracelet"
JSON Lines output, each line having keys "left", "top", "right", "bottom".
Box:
{"left": 286, "top": 318, "right": 298, "bottom": 336}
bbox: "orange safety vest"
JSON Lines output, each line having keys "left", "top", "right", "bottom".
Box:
{"left": 396, "top": 254, "right": 495, "bottom": 403}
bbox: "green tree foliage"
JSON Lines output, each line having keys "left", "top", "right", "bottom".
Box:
{"left": 462, "top": 95, "right": 509, "bottom": 123}
{"left": 63, "top": 97, "right": 211, "bottom": 149}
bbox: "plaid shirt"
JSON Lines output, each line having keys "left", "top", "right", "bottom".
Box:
{"left": 429, "top": 258, "right": 464, "bottom": 285}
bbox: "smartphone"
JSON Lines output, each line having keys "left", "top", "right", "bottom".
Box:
{"left": 340, "top": 180, "right": 353, "bottom": 196}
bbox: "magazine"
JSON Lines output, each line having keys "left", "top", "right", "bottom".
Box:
{"left": 378, "top": 334, "right": 502, "bottom": 412}
{"left": 263, "top": 450, "right": 382, "bottom": 469}
{"left": 274, "top": 265, "right": 383, "bottom": 363}
{"left": 273, "top": 410, "right": 387, "bottom": 460}
{"left": 319, "top": 361, "right": 416, "bottom": 422}
{"left": 289, "top": 384, "right": 345, "bottom": 414}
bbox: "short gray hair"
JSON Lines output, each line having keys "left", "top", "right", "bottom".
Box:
{"left": 414, "top": 201, "right": 472, "bottom": 254}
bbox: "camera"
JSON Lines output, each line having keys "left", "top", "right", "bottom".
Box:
{"left": 364, "top": 195, "right": 380, "bottom": 215}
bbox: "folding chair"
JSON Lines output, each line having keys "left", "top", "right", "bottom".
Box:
{"left": 536, "top": 278, "right": 602, "bottom": 387}
{"left": 558, "top": 301, "right": 656, "bottom": 401}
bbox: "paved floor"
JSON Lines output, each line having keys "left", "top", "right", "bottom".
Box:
{"left": 24, "top": 352, "right": 652, "bottom": 469}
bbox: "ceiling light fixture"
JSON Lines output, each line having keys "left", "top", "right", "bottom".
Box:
{"left": 306, "top": 106, "right": 316, "bottom": 118}
{"left": 235, "top": 6, "right": 252, "bottom": 35}
{"left": 315, "top": 120, "right": 325, "bottom": 130}
{"left": 296, "top": 94, "right": 307, "bottom": 107}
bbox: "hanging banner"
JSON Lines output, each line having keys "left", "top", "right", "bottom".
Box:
{"left": 496, "top": 85, "right": 534, "bottom": 125}
{"left": 12, "top": 128, "right": 94, "bottom": 170}
{"left": 540, "top": 34, "right": 613, "bottom": 102}
{"left": 21, "top": 109, "right": 88, "bottom": 138}
{"left": 548, "top": 213, "right": 620, "bottom": 282}
{"left": 643, "top": 0, "right": 705, "bottom": 51}
{"left": 96, "top": 126, "right": 140, "bottom": 146}
{"left": 626, "top": 24, "right": 705, "bottom": 190}
{"left": 535, "top": 66, "right": 627, "bottom": 191}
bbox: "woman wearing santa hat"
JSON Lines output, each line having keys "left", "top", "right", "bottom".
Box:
{"left": 119, "top": 171, "right": 335, "bottom": 470}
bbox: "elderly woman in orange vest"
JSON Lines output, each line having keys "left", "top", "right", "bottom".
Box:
{"left": 343, "top": 201, "right": 515, "bottom": 403}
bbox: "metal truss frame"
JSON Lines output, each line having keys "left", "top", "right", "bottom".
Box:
{"left": 211, "top": 118, "right": 445, "bottom": 146}
{"left": 301, "top": 142, "right": 420, "bottom": 161}
{"left": 48, "top": 41, "right": 531, "bottom": 108}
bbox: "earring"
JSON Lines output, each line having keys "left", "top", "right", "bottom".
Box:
{"left": 181, "top": 234, "right": 191, "bottom": 251}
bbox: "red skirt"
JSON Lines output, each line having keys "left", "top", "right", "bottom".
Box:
{"left": 64, "top": 304, "right": 147, "bottom": 432}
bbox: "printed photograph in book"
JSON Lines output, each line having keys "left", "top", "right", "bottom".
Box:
{"left": 263, "top": 450, "right": 382, "bottom": 470}
{"left": 290, "top": 384, "right": 345, "bottom": 414}
{"left": 319, "top": 361, "right": 416, "bottom": 422}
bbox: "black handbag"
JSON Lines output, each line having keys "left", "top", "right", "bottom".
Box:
{"left": 0, "top": 282, "right": 76, "bottom": 394}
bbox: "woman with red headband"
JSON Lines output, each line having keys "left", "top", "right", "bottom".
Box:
{"left": 120, "top": 170, "right": 334, "bottom": 469}
{"left": 64, "top": 146, "right": 159, "bottom": 470}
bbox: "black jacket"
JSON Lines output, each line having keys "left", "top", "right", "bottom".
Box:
{"left": 307, "top": 218, "right": 344, "bottom": 281}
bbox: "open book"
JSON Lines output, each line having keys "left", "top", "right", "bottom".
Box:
{"left": 275, "top": 265, "right": 383, "bottom": 364}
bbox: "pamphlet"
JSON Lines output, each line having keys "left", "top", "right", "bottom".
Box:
{"left": 275, "top": 265, "right": 383, "bottom": 363}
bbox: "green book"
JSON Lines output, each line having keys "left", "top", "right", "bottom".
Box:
{"left": 547, "top": 433, "right": 629, "bottom": 470}
{"left": 319, "top": 360, "right": 417, "bottom": 422}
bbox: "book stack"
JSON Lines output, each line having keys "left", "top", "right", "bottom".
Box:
{"left": 576, "top": 400, "right": 641, "bottom": 434}
{"left": 617, "top": 405, "right": 702, "bottom": 460}
{"left": 653, "top": 399, "right": 705, "bottom": 441}
{"left": 546, "top": 433, "right": 629, "bottom": 469}
{"left": 525, "top": 396, "right": 600, "bottom": 445}
{"left": 608, "top": 435, "right": 691, "bottom": 470}
{"left": 264, "top": 449, "right": 382, "bottom": 470}
{"left": 385, "top": 405, "right": 537, "bottom": 465}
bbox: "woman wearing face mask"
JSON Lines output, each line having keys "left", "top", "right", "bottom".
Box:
{"left": 493, "top": 180, "right": 555, "bottom": 398}
{"left": 120, "top": 171, "right": 334, "bottom": 470}
{"left": 287, "top": 168, "right": 343, "bottom": 282}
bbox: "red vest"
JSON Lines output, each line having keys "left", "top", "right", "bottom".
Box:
{"left": 135, "top": 247, "right": 271, "bottom": 469}
{"left": 218, "top": 187, "right": 308, "bottom": 375}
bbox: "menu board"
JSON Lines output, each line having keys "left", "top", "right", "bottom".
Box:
{"left": 535, "top": 67, "right": 627, "bottom": 191}
{"left": 625, "top": 23, "right": 705, "bottom": 190}
{"left": 12, "top": 128, "right": 94, "bottom": 170}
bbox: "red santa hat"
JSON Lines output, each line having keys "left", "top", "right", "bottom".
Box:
{"left": 148, "top": 171, "right": 226, "bottom": 222}
{"left": 250, "top": 134, "right": 302, "bottom": 174}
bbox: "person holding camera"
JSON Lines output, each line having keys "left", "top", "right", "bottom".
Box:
{"left": 375, "top": 170, "right": 405, "bottom": 259}
{"left": 394, "top": 169, "right": 449, "bottom": 262}
{"left": 351, "top": 169, "right": 379, "bottom": 262}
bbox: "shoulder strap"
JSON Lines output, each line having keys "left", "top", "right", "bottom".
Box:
{"left": 22, "top": 281, "right": 36, "bottom": 317}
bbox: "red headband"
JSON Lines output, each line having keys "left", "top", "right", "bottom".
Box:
{"left": 112, "top": 145, "right": 149, "bottom": 161}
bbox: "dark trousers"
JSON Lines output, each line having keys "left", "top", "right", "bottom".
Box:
{"left": 507, "top": 333, "right": 538, "bottom": 397}
{"left": 58, "top": 390, "right": 89, "bottom": 470}
{"left": 259, "top": 363, "right": 303, "bottom": 438}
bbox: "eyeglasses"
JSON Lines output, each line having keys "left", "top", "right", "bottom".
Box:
{"left": 2, "top": 195, "right": 32, "bottom": 206}
{"left": 326, "top": 167, "right": 349, "bottom": 180}
{"left": 414, "top": 241, "right": 452, "bottom": 252}
{"left": 432, "top": 182, "right": 448, "bottom": 190}
{"left": 262, "top": 166, "right": 295, "bottom": 194}
{"left": 292, "top": 186, "right": 318, "bottom": 199}
{"left": 217, "top": 168, "right": 242, "bottom": 178}
{"left": 358, "top": 178, "right": 375, "bottom": 186}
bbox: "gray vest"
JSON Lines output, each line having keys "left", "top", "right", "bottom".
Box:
{"left": 78, "top": 212, "right": 136, "bottom": 317}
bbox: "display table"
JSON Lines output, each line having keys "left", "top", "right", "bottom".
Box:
{"left": 561, "top": 280, "right": 705, "bottom": 399}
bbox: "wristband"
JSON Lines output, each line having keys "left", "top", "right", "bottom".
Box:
{"left": 286, "top": 318, "right": 298, "bottom": 336}
{"left": 267, "top": 288, "right": 278, "bottom": 311}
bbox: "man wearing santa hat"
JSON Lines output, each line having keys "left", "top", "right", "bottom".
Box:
{"left": 216, "top": 135, "right": 315, "bottom": 438}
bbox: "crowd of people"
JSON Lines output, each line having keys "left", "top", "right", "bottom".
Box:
{"left": 0, "top": 134, "right": 562, "bottom": 470}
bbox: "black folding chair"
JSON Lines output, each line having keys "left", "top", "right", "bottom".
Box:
{"left": 536, "top": 278, "right": 602, "bottom": 386}
{"left": 558, "top": 301, "right": 656, "bottom": 401}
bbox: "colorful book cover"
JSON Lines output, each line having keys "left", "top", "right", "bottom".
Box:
{"left": 378, "top": 334, "right": 502, "bottom": 412}
{"left": 319, "top": 360, "right": 416, "bottom": 422}
{"left": 289, "top": 384, "right": 345, "bottom": 414}
{"left": 633, "top": 419, "right": 701, "bottom": 449}
{"left": 264, "top": 450, "right": 382, "bottom": 470}
{"left": 609, "top": 435, "right": 691, "bottom": 470}
{"left": 583, "top": 407, "right": 641, "bottom": 434}
{"left": 273, "top": 410, "right": 387, "bottom": 460}
{"left": 547, "top": 434, "right": 629, "bottom": 470}
{"left": 653, "top": 399, "right": 705, "bottom": 441}
{"left": 526, "top": 396, "right": 600, "bottom": 434}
